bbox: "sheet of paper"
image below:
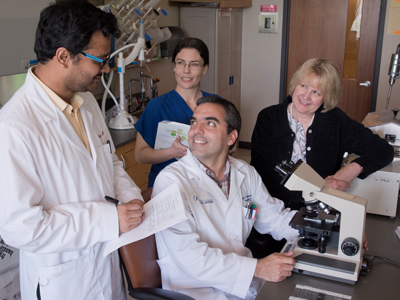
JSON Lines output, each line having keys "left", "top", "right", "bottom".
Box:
{"left": 103, "top": 182, "right": 187, "bottom": 256}
{"left": 0, "top": 236, "right": 19, "bottom": 274}
{"left": 154, "top": 121, "right": 190, "bottom": 151}
{"left": 289, "top": 284, "right": 351, "bottom": 300}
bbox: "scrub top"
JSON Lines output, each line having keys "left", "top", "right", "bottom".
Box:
{"left": 134, "top": 89, "right": 216, "bottom": 187}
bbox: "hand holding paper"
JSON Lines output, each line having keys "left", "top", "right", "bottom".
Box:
{"left": 103, "top": 182, "right": 187, "bottom": 256}
{"left": 154, "top": 121, "right": 190, "bottom": 152}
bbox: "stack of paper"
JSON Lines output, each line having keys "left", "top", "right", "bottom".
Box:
{"left": 154, "top": 121, "right": 190, "bottom": 150}
{"left": 104, "top": 182, "right": 187, "bottom": 256}
{"left": 0, "top": 236, "right": 20, "bottom": 299}
{"left": 0, "top": 237, "right": 19, "bottom": 274}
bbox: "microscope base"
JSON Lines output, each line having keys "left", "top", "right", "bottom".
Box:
{"left": 282, "top": 236, "right": 362, "bottom": 285}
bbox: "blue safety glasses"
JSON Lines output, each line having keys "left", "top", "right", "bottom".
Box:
{"left": 79, "top": 51, "right": 111, "bottom": 69}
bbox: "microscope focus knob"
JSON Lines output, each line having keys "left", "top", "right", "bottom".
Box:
{"left": 341, "top": 238, "right": 360, "bottom": 256}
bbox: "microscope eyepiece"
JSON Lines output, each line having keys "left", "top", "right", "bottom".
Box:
{"left": 274, "top": 160, "right": 303, "bottom": 185}
{"left": 274, "top": 162, "right": 291, "bottom": 177}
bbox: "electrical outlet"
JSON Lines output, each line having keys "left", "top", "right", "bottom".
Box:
{"left": 259, "top": 12, "right": 278, "bottom": 34}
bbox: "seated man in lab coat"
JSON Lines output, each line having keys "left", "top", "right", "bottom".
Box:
{"left": 153, "top": 95, "right": 299, "bottom": 300}
{"left": 0, "top": 1, "right": 144, "bottom": 300}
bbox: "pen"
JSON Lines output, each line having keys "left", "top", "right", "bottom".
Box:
{"left": 107, "top": 140, "right": 111, "bottom": 153}
{"left": 246, "top": 201, "right": 252, "bottom": 219}
{"left": 104, "top": 195, "right": 145, "bottom": 215}
{"left": 105, "top": 195, "right": 119, "bottom": 205}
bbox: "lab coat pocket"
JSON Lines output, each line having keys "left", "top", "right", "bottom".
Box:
{"left": 242, "top": 207, "right": 256, "bottom": 236}
{"left": 157, "top": 255, "right": 173, "bottom": 290}
{"left": 38, "top": 251, "right": 104, "bottom": 300}
{"left": 157, "top": 255, "right": 200, "bottom": 291}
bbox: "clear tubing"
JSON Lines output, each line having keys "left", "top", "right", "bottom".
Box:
{"left": 144, "top": 0, "right": 161, "bottom": 10}
{"left": 114, "top": 4, "right": 126, "bottom": 18}
{"left": 125, "top": 30, "right": 138, "bottom": 44}
{"left": 125, "top": 0, "right": 137, "bottom": 9}
{"left": 122, "top": 6, "right": 136, "bottom": 21}
{"left": 101, "top": 71, "right": 117, "bottom": 120}
{"left": 136, "top": 0, "right": 146, "bottom": 9}
{"left": 116, "top": 0, "right": 130, "bottom": 9}
{"left": 115, "top": 32, "right": 127, "bottom": 45}
{"left": 143, "top": 7, "right": 152, "bottom": 18}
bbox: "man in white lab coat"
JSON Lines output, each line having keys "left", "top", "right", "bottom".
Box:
{"left": 153, "top": 96, "right": 299, "bottom": 300}
{"left": 0, "top": 1, "right": 144, "bottom": 299}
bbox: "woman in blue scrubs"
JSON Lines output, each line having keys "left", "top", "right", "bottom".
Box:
{"left": 134, "top": 37, "right": 216, "bottom": 187}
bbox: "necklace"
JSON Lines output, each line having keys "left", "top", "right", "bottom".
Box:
{"left": 289, "top": 103, "right": 315, "bottom": 132}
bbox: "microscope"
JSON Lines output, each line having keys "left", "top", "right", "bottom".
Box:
{"left": 275, "top": 160, "right": 367, "bottom": 284}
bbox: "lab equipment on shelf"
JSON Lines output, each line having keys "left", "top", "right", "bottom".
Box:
{"left": 100, "top": 0, "right": 170, "bottom": 130}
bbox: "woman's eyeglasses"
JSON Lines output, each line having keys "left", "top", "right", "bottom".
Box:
{"left": 174, "top": 60, "right": 204, "bottom": 71}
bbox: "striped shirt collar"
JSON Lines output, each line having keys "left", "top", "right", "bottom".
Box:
{"left": 194, "top": 155, "right": 232, "bottom": 198}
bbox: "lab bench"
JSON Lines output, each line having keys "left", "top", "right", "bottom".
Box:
{"left": 256, "top": 199, "right": 400, "bottom": 299}
{"left": 109, "top": 128, "right": 151, "bottom": 191}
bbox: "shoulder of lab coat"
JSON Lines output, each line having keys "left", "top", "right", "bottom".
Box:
{"left": 0, "top": 73, "right": 131, "bottom": 253}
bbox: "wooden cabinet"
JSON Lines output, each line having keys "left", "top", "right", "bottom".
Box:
{"left": 180, "top": 7, "right": 243, "bottom": 111}
{"left": 115, "top": 140, "right": 151, "bottom": 191}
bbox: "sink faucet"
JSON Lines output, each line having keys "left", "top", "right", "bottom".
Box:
{"left": 140, "top": 71, "right": 156, "bottom": 101}
{"left": 129, "top": 72, "right": 155, "bottom": 109}
{"left": 129, "top": 77, "right": 144, "bottom": 111}
{"left": 129, "top": 78, "right": 143, "bottom": 100}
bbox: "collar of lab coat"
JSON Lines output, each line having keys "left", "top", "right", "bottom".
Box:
{"left": 184, "top": 149, "right": 246, "bottom": 203}
{"left": 24, "top": 70, "right": 94, "bottom": 161}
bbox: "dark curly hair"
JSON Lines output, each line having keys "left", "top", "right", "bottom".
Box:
{"left": 34, "top": 0, "right": 120, "bottom": 63}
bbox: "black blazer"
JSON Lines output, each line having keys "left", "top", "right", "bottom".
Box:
{"left": 251, "top": 96, "right": 394, "bottom": 208}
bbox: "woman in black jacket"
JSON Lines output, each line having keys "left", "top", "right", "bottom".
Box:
{"left": 247, "top": 58, "right": 393, "bottom": 257}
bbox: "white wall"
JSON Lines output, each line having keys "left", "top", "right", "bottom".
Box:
{"left": 0, "top": 0, "right": 52, "bottom": 76}
{"left": 376, "top": 1, "right": 400, "bottom": 111}
{"left": 240, "top": 0, "right": 284, "bottom": 143}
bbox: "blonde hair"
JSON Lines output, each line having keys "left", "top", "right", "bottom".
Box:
{"left": 288, "top": 58, "right": 341, "bottom": 112}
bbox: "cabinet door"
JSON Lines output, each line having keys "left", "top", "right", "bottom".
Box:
{"left": 229, "top": 9, "right": 242, "bottom": 111}
{"left": 180, "top": 7, "right": 217, "bottom": 94}
{"left": 179, "top": 7, "right": 242, "bottom": 110}
{"left": 216, "top": 9, "right": 232, "bottom": 101}
{"left": 116, "top": 141, "right": 151, "bottom": 191}
{"left": 216, "top": 8, "right": 242, "bottom": 111}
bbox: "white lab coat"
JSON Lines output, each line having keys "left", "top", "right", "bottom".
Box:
{"left": 153, "top": 150, "right": 298, "bottom": 300}
{"left": 0, "top": 71, "right": 142, "bottom": 300}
